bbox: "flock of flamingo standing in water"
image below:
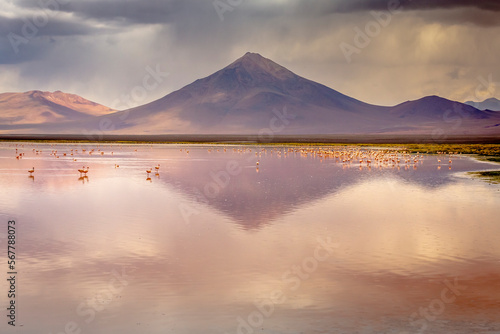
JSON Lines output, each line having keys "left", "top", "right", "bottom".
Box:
{"left": 14, "top": 144, "right": 166, "bottom": 183}
{"left": 9, "top": 143, "right": 459, "bottom": 183}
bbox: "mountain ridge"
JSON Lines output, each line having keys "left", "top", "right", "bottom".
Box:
{"left": 0, "top": 90, "right": 116, "bottom": 125}
{"left": 465, "top": 98, "right": 500, "bottom": 111}
{"left": 102, "top": 52, "right": 390, "bottom": 134}
{"left": 1, "top": 52, "right": 499, "bottom": 136}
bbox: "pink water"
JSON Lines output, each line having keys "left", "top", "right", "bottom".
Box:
{"left": 0, "top": 142, "right": 499, "bottom": 334}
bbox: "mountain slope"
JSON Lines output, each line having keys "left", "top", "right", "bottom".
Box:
{"left": 0, "top": 90, "right": 115, "bottom": 125}
{"left": 102, "top": 53, "right": 499, "bottom": 135}
{"left": 385, "top": 95, "right": 500, "bottom": 134}
{"left": 465, "top": 98, "right": 500, "bottom": 111}
{"left": 101, "top": 52, "right": 390, "bottom": 134}
{"left": 392, "top": 96, "right": 488, "bottom": 120}
{"left": 1, "top": 53, "right": 499, "bottom": 136}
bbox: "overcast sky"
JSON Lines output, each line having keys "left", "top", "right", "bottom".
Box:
{"left": 1, "top": 0, "right": 499, "bottom": 109}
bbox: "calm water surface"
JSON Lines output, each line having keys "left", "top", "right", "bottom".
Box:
{"left": 0, "top": 142, "right": 499, "bottom": 334}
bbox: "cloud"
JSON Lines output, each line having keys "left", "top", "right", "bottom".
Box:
{"left": 329, "top": 0, "right": 500, "bottom": 13}
{"left": 0, "top": 0, "right": 499, "bottom": 108}
{"left": 0, "top": 12, "right": 116, "bottom": 64}
{"left": 14, "top": 0, "right": 210, "bottom": 25}
{"left": 293, "top": 0, "right": 500, "bottom": 26}
{"left": 0, "top": 14, "right": 99, "bottom": 37}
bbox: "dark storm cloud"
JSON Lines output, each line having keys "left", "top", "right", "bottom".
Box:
{"left": 0, "top": 13, "right": 111, "bottom": 64}
{"left": 9, "top": 0, "right": 500, "bottom": 38}
{"left": 0, "top": 14, "right": 97, "bottom": 37}
{"left": 328, "top": 0, "right": 500, "bottom": 13}
{"left": 422, "top": 7, "right": 500, "bottom": 27}
{"left": 291, "top": 0, "right": 500, "bottom": 26}
{"left": 15, "top": 0, "right": 210, "bottom": 25}
{"left": 1, "top": 0, "right": 499, "bottom": 106}
{"left": 0, "top": 33, "right": 52, "bottom": 64}
{"left": 9, "top": 0, "right": 225, "bottom": 51}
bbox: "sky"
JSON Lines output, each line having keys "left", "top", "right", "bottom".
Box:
{"left": 1, "top": 0, "right": 500, "bottom": 109}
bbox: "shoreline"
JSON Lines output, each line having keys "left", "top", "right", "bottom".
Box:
{"left": 1, "top": 135, "right": 500, "bottom": 158}
{"left": 1, "top": 133, "right": 500, "bottom": 144}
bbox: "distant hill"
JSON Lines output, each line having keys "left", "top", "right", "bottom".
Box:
{"left": 0, "top": 90, "right": 115, "bottom": 125}
{"left": 1, "top": 53, "right": 499, "bottom": 136}
{"left": 465, "top": 98, "right": 500, "bottom": 111}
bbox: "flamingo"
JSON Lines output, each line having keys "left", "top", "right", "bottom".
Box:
{"left": 78, "top": 166, "right": 89, "bottom": 175}
{"left": 28, "top": 167, "right": 35, "bottom": 175}
{"left": 154, "top": 164, "right": 160, "bottom": 171}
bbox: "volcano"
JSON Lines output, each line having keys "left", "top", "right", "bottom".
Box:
{"left": 1, "top": 52, "right": 499, "bottom": 137}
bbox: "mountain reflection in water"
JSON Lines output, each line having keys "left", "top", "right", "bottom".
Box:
{"left": 0, "top": 143, "right": 499, "bottom": 334}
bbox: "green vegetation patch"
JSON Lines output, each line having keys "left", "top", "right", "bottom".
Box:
{"left": 483, "top": 156, "right": 500, "bottom": 163}
{"left": 469, "top": 171, "right": 500, "bottom": 184}
{"left": 398, "top": 144, "right": 500, "bottom": 157}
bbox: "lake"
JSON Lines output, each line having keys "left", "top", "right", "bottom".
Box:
{"left": 0, "top": 142, "right": 499, "bottom": 334}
